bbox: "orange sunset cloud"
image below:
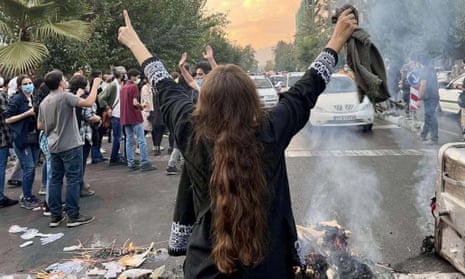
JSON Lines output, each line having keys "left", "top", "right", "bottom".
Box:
{"left": 205, "top": 0, "right": 301, "bottom": 50}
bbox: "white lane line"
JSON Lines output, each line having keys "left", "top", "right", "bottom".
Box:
{"left": 373, "top": 124, "right": 401, "bottom": 129}
{"left": 286, "top": 149, "right": 435, "bottom": 157}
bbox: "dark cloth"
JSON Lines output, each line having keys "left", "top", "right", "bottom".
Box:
{"left": 0, "top": 92, "right": 12, "bottom": 148}
{"left": 346, "top": 28, "right": 390, "bottom": 103}
{"left": 5, "top": 92, "right": 38, "bottom": 149}
{"left": 332, "top": 5, "right": 389, "bottom": 103}
{"left": 142, "top": 49, "right": 336, "bottom": 278}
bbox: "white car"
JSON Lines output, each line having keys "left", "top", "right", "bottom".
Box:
{"left": 438, "top": 73, "right": 465, "bottom": 114}
{"left": 249, "top": 75, "right": 279, "bottom": 108}
{"left": 310, "top": 74, "right": 374, "bottom": 132}
{"left": 281, "top": 72, "right": 305, "bottom": 93}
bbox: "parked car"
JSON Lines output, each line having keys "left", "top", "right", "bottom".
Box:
{"left": 281, "top": 72, "right": 305, "bottom": 93}
{"left": 437, "top": 71, "right": 452, "bottom": 88}
{"left": 249, "top": 75, "right": 279, "bottom": 109}
{"left": 269, "top": 74, "right": 285, "bottom": 89}
{"left": 438, "top": 73, "right": 465, "bottom": 114}
{"left": 310, "top": 74, "right": 374, "bottom": 132}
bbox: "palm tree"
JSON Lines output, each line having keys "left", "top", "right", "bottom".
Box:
{"left": 0, "top": 0, "right": 92, "bottom": 76}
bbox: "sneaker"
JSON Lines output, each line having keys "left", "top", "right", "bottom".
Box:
{"left": 43, "top": 202, "right": 51, "bottom": 216}
{"left": 67, "top": 215, "right": 95, "bottom": 227}
{"left": 128, "top": 164, "right": 140, "bottom": 171}
{"left": 0, "top": 196, "right": 18, "bottom": 208}
{"left": 100, "top": 148, "right": 106, "bottom": 154}
{"left": 49, "top": 215, "right": 66, "bottom": 227}
{"left": 7, "top": 179, "right": 21, "bottom": 188}
{"left": 140, "top": 163, "right": 156, "bottom": 172}
{"left": 38, "top": 186, "right": 46, "bottom": 196}
{"left": 80, "top": 188, "right": 95, "bottom": 197}
{"left": 20, "top": 195, "right": 41, "bottom": 210}
{"left": 165, "top": 165, "right": 180, "bottom": 175}
{"left": 109, "top": 159, "right": 126, "bottom": 166}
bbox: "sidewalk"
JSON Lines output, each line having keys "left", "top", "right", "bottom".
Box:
{"left": 377, "top": 110, "right": 424, "bottom": 134}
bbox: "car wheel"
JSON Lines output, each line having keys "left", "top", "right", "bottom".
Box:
{"left": 362, "top": 124, "right": 373, "bottom": 133}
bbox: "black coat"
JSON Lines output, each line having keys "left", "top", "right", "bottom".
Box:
{"left": 142, "top": 50, "right": 334, "bottom": 278}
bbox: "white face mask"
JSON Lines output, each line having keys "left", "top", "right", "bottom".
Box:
{"left": 134, "top": 78, "right": 141, "bottom": 85}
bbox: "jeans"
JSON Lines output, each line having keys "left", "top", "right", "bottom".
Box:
{"left": 81, "top": 141, "right": 91, "bottom": 190}
{"left": 421, "top": 99, "right": 439, "bottom": 142}
{"left": 124, "top": 123, "right": 149, "bottom": 166}
{"left": 39, "top": 131, "right": 51, "bottom": 203}
{"left": 49, "top": 146, "right": 83, "bottom": 218}
{"left": 110, "top": 117, "right": 122, "bottom": 162}
{"left": 13, "top": 143, "right": 40, "bottom": 198}
{"left": 0, "top": 146, "right": 10, "bottom": 200}
{"left": 9, "top": 157, "right": 22, "bottom": 181}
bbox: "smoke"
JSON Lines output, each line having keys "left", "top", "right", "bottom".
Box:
{"left": 358, "top": 0, "right": 460, "bottom": 66}
{"left": 413, "top": 150, "right": 437, "bottom": 236}
{"left": 302, "top": 128, "right": 383, "bottom": 262}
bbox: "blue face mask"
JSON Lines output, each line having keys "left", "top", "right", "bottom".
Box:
{"left": 22, "top": 84, "right": 34, "bottom": 94}
{"left": 195, "top": 79, "right": 203, "bottom": 87}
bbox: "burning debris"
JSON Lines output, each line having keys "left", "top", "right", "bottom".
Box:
{"left": 29, "top": 239, "right": 175, "bottom": 279}
{"left": 295, "top": 221, "right": 379, "bottom": 279}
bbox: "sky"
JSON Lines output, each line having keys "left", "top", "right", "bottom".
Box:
{"left": 205, "top": 0, "right": 301, "bottom": 50}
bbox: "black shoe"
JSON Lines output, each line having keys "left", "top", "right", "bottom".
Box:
{"left": 43, "top": 202, "right": 51, "bottom": 216}
{"left": 109, "top": 159, "right": 126, "bottom": 166}
{"left": 49, "top": 215, "right": 66, "bottom": 228}
{"left": 7, "top": 179, "right": 21, "bottom": 188}
{"left": 67, "top": 215, "right": 95, "bottom": 227}
{"left": 140, "top": 162, "right": 156, "bottom": 172}
{"left": 165, "top": 165, "right": 180, "bottom": 175}
{"left": 128, "top": 164, "right": 140, "bottom": 171}
{"left": 0, "top": 196, "right": 18, "bottom": 208}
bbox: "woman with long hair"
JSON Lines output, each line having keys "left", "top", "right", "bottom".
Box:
{"left": 118, "top": 9, "right": 357, "bottom": 278}
{"left": 5, "top": 74, "right": 41, "bottom": 210}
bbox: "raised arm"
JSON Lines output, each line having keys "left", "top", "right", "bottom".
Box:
{"left": 178, "top": 52, "right": 200, "bottom": 91}
{"left": 203, "top": 45, "right": 217, "bottom": 69}
{"left": 118, "top": 10, "right": 152, "bottom": 65}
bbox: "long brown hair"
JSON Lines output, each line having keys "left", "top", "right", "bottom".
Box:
{"left": 192, "top": 64, "right": 268, "bottom": 274}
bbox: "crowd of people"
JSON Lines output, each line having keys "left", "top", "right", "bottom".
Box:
{"left": 0, "top": 41, "right": 219, "bottom": 228}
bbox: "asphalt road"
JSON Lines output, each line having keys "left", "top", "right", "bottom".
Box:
{"left": 1, "top": 110, "right": 465, "bottom": 277}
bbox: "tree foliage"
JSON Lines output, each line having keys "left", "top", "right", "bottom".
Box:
{"left": 274, "top": 41, "right": 296, "bottom": 72}
{"left": 36, "top": 0, "right": 258, "bottom": 76}
{"left": 0, "top": 0, "right": 92, "bottom": 76}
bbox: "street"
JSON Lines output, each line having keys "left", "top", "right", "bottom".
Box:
{"left": 1, "top": 111, "right": 465, "bottom": 277}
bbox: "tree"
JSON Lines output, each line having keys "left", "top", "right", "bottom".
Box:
{"left": 274, "top": 41, "right": 296, "bottom": 72}
{"left": 0, "top": 0, "right": 92, "bottom": 76}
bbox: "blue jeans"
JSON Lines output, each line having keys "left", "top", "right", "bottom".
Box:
{"left": 110, "top": 117, "right": 122, "bottom": 161}
{"left": 124, "top": 123, "right": 149, "bottom": 166}
{"left": 40, "top": 131, "right": 51, "bottom": 203}
{"left": 421, "top": 99, "right": 439, "bottom": 142}
{"left": 81, "top": 141, "right": 91, "bottom": 190}
{"left": 13, "top": 143, "right": 40, "bottom": 198}
{"left": 0, "top": 146, "right": 9, "bottom": 200}
{"left": 49, "top": 146, "right": 83, "bottom": 218}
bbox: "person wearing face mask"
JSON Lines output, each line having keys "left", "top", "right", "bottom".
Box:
{"left": 98, "top": 66, "right": 126, "bottom": 166}
{"left": 178, "top": 45, "right": 216, "bottom": 91}
{"left": 120, "top": 68, "right": 156, "bottom": 171}
{"left": 5, "top": 74, "right": 41, "bottom": 210}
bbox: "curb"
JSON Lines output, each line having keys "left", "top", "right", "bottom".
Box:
{"left": 376, "top": 113, "right": 423, "bottom": 134}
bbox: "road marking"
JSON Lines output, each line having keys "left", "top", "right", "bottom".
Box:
{"left": 286, "top": 149, "right": 436, "bottom": 157}
{"left": 372, "top": 124, "right": 401, "bottom": 129}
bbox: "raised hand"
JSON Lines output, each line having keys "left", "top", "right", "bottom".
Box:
{"left": 118, "top": 10, "right": 141, "bottom": 49}
{"left": 117, "top": 10, "right": 152, "bottom": 65}
{"left": 203, "top": 45, "right": 214, "bottom": 60}
{"left": 326, "top": 8, "right": 358, "bottom": 53}
{"left": 179, "top": 52, "right": 188, "bottom": 70}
